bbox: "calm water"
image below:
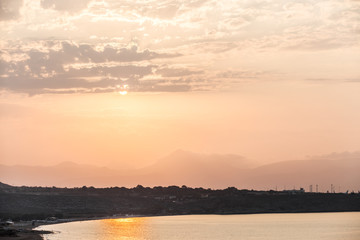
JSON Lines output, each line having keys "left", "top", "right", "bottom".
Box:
{"left": 37, "top": 212, "right": 360, "bottom": 240}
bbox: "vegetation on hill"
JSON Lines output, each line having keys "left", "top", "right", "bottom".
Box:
{"left": 1, "top": 183, "right": 359, "bottom": 221}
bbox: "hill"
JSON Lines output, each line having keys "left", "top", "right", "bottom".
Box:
{"left": 0, "top": 150, "right": 359, "bottom": 191}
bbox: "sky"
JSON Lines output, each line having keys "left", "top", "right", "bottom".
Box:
{"left": 0, "top": 0, "right": 360, "bottom": 169}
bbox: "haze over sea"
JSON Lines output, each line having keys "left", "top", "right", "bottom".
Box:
{"left": 37, "top": 212, "right": 360, "bottom": 240}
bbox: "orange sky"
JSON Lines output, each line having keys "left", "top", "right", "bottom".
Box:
{"left": 1, "top": 81, "right": 360, "bottom": 169}
{"left": 1, "top": 0, "right": 360, "bottom": 170}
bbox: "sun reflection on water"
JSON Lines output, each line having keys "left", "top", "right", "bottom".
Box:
{"left": 100, "top": 218, "right": 149, "bottom": 240}
{"left": 114, "top": 218, "right": 137, "bottom": 223}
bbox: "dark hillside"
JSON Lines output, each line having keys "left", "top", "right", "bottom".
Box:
{"left": 0, "top": 183, "right": 359, "bottom": 221}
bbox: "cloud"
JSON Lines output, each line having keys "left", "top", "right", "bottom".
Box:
{"left": 307, "top": 78, "right": 360, "bottom": 83}
{"left": 1, "top": 0, "right": 359, "bottom": 95}
{"left": 1, "top": 74, "right": 132, "bottom": 92}
{"left": 156, "top": 67, "right": 203, "bottom": 77}
{"left": 0, "top": 0, "right": 23, "bottom": 21}
{"left": 307, "top": 151, "right": 360, "bottom": 161}
{"left": 40, "top": 0, "right": 92, "bottom": 13}
{"left": 1, "top": 41, "right": 179, "bottom": 76}
{"left": 107, "top": 0, "right": 211, "bottom": 20}
{"left": 216, "top": 70, "right": 261, "bottom": 79}
{"left": 0, "top": 74, "right": 195, "bottom": 95}
{"left": 12, "top": 41, "right": 178, "bottom": 74}
{"left": 134, "top": 81, "right": 192, "bottom": 93}
{"left": 0, "top": 41, "right": 190, "bottom": 94}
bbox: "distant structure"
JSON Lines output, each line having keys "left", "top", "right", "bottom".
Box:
{"left": 282, "top": 188, "right": 305, "bottom": 194}
{"left": 309, "top": 185, "right": 313, "bottom": 193}
{"left": 316, "top": 184, "right": 318, "bottom": 193}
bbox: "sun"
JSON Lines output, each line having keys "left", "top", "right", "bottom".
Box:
{"left": 119, "top": 91, "right": 128, "bottom": 95}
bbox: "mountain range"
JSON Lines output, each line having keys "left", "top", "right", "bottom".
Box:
{"left": 0, "top": 150, "right": 359, "bottom": 192}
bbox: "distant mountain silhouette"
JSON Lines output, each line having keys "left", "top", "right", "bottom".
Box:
{"left": 135, "top": 150, "right": 251, "bottom": 187}
{"left": 0, "top": 162, "right": 122, "bottom": 187}
{"left": 0, "top": 150, "right": 359, "bottom": 191}
{"left": 242, "top": 158, "right": 360, "bottom": 191}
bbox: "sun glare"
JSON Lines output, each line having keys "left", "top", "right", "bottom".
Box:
{"left": 119, "top": 91, "right": 128, "bottom": 95}
{"left": 114, "top": 218, "right": 135, "bottom": 223}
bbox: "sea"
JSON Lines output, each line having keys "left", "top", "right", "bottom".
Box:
{"left": 36, "top": 212, "right": 360, "bottom": 240}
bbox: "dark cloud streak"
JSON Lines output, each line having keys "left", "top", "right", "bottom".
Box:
{"left": 0, "top": 41, "right": 191, "bottom": 94}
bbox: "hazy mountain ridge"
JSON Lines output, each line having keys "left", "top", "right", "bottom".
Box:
{"left": 0, "top": 150, "right": 359, "bottom": 191}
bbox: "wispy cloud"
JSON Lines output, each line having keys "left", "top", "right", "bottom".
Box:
{"left": 1, "top": 0, "right": 359, "bottom": 94}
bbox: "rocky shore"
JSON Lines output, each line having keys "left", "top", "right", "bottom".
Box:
{"left": 0, "top": 222, "right": 52, "bottom": 240}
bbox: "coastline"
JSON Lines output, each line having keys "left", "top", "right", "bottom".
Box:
{"left": 0, "top": 222, "right": 51, "bottom": 240}
{"left": 12, "top": 210, "right": 359, "bottom": 239}
{"left": 4, "top": 214, "right": 146, "bottom": 239}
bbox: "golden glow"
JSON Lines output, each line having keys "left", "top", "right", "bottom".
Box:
{"left": 114, "top": 218, "right": 135, "bottom": 223}
{"left": 119, "top": 91, "right": 128, "bottom": 95}
{"left": 101, "top": 217, "right": 148, "bottom": 239}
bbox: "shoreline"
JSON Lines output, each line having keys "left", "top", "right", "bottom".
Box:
{"left": 16, "top": 210, "right": 358, "bottom": 239}
{"left": 0, "top": 223, "right": 51, "bottom": 240}
{"left": 3, "top": 214, "right": 149, "bottom": 240}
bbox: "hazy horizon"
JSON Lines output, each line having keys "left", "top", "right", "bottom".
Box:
{"left": 1, "top": 149, "right": 359, "bottom": 192}
{"left": 1, "top": 148, "right": 360, "bottom": 169}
